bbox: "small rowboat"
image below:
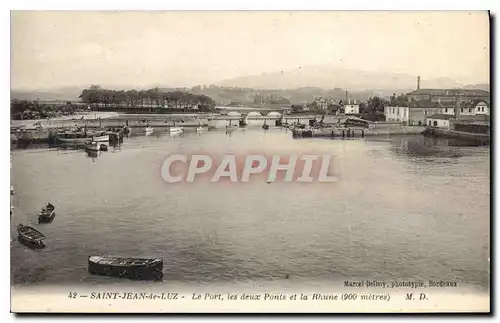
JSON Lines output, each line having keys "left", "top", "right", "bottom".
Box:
{"left": 225, "top": 125, "right": 238, "bottom": 134}
{"left": 84, "top": 142, "right": 100, "bottom": 152}
{"left": 88, "top": 256, "right": 163, "bottom": 281}
{"left": 38, "top": 203, "right": 56, "bottom": 223}
{"left": 17, "top": 224, "right": 45, "bottom": 249}
{"left": 169, "top": 126, "right": 183, "bottom": 135}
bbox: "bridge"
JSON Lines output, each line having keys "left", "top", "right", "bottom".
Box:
{"left": 215, "top": 105, "right": 291, "bottom": 116}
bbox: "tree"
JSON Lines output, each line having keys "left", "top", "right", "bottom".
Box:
{"left": 366, "top": 96, "right": 387, "bottom": 113}
{"left": 389, "top": 93, "right": 409, "bottom": 106}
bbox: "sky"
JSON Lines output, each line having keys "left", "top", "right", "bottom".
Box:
{"left": 11, "top": 11, "right": 490, "bottom": 90}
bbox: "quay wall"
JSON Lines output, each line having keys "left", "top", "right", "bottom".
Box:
{"left": 423, "top": 127, "right": 490, "bottom": 144}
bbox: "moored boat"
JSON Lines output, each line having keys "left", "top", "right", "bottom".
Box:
{"left": 38, "top": 203, "right": 56, "bottom": 223}
{"left": 17, "top": 224, "right": 45, "bottom": 249}
{"left": 123, "top": 126, "right": 131, "bottom": 135}
{"left": 169, "top": 126, "right": 183, "bottom": 135}
{"left": 88, "top": 256, "right": 163, "bottom": 281}
{"left": 225, "top": 125, "right": 238, "bottom": 133}
{"left": 145, "top": 126, "right": 154, "bottom": 135}
{"left": 89, "top": 130, "right": 109, "bottom": 142}
{"left": 56, "top": 131, "right": 93, "bottom": 145}
{"left": 84, "top": 142, "right": 100, "bottom": 152}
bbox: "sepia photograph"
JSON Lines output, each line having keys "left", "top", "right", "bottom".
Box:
{"left": 9, "top": 10, "right": 490, "bottom": 313}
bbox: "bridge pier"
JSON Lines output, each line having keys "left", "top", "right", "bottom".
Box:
{"left": 239, "top": 114, "right": 248, "bottom": 127}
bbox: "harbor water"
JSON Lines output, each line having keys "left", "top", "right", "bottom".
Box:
{"left": 10, "top": 126, "right": 490, "bottom": 294}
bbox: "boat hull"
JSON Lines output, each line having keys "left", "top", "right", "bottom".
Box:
{"left": 57, "top": 137, "right": 92, "bottom": 144}
{"left": 18, "top": 236, "right": 45, "bottom": 249}
{"left": 169, "top": 127, "right": 183, "bottom": 134}
{"left": 17, "top": 225, "right": 46, "bottom": 249}
{"left": 88, "top": 257, "right": 163, "bottom": 281}
{"left": 38, "top": 210, "right": 56, "bottom": 223}
{"left": 92, "top": 135, "right": 109, "bottom": 142}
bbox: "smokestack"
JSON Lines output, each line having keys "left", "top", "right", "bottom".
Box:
{"left": 417, "top": 76, "right": 421, "bottom": 90}
{"left": 455, "top": 96, "right": 460, "bottom": 119}
{"left": 345, "top": 91, "right": 348, "bottom": 103}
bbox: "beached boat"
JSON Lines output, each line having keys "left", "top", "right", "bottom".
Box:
{"left": 38, "top": 203, "right": 56, "bottom": 223}
{"left": 88, "top": 256, "right": 163, "bottom": 281}
{"left": 17, "top": 224, "right": 45, "bottom": 249}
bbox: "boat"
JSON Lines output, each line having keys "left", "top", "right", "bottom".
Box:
{"left": 100, "top": 144, "right": 108, "bottom": 151}
{"left": 262, "top": 123, "right": 270, "bottom": 130}
{"left": 123, "top": 126, "right": 131, "bottom": 136}
{"left": 84, "top": 142, "right": 100, "bottom": 152}
{"left": 343, "top": 117, "right": 370, "bottom": 129}
{"left": 56, "top": 131, "right": 92, "bottom": 145}
{"left": 88, "top": 256, "right": 163, "bottom": 281}
{"left": 17, "top": 224, "right": 45, "bottom": 249}
{"left": 168, "top": 126, "right": 183, "bottom": 135}
{"left": 89, "top": 130, "right": 109, "bottom": 142}
{"left": 225, "top": 125, "right": 238, "bottom": 133}
{"left": 38, "top": 203, "right": 56, "bottom": 223}
{"left": 145, "top": 126, "right": 154, "bottom": 135}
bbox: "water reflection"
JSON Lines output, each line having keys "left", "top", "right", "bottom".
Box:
{"left": 85, "top": 149, "right": 100, "bottom": 161}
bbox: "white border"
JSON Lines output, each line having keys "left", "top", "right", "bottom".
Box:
{"left": 3, "top": 1, "right": 497, "bottom": 323}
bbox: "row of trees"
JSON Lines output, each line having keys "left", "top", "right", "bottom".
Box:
{"left": 11, "top": 100, "right": 77, "bottom": 120}
{"left": 79, "top": 85, "right": 216, "bottom": 110}
{"left": 253, "top": 94, "right": 291, "bottom": 105}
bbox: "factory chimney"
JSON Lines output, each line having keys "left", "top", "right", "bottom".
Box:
{"left": 345, "top": 91, "right": 348, "bottom": 104}
{"left": 417, "top": 76, "right": 421, "bottom": 90}
{"left": 455, "top": 95, "right": 461, "bottom": 119}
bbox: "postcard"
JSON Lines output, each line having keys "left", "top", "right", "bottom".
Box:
{"left": 10, "top": 10, "right": 490, "bottom": 313}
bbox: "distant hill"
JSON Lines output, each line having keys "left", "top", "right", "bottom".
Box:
{"left": 10, "top": 66, "right": 488, "bottom": 105}
{"left": 218, "top": 66, "right": 463, "bottom": 91}
{"left": 463, "top": 84, "right": 490, "bottom": 91}
{"left": 11, "top": 87, "right": 83, "bottom": 102}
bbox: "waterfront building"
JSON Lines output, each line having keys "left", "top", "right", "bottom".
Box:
{"left": 425, "top": 114, "right": 454, "bottom": 129}
{"left": 384, "top": 101, "right": 442, "bottom": 126}
{"left": 343, "top": 100, "right": 360, "bottom": 115}
{"left": 406, "top": 88, "right": 489, "bottom": 103}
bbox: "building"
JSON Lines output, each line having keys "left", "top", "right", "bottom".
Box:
{"left": 425, "top": 114, "right": 454, "bottom": 129}
{"left": 474, "top": 100, "right": 489, "bottom": 115}
{"left": 385, "top": 101, "right": 442, "bottom": 126}
{"left": 384, "top": 106, "right": 410, "bottom": 123}
{"left": 343, "top": 100, "right": 360, "bottom": 115}
{"left": 407, "top": 89, "right": 490, "bottom": 103}
{"left": 385, "top": 93, "right": 490, "bottom": 125}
